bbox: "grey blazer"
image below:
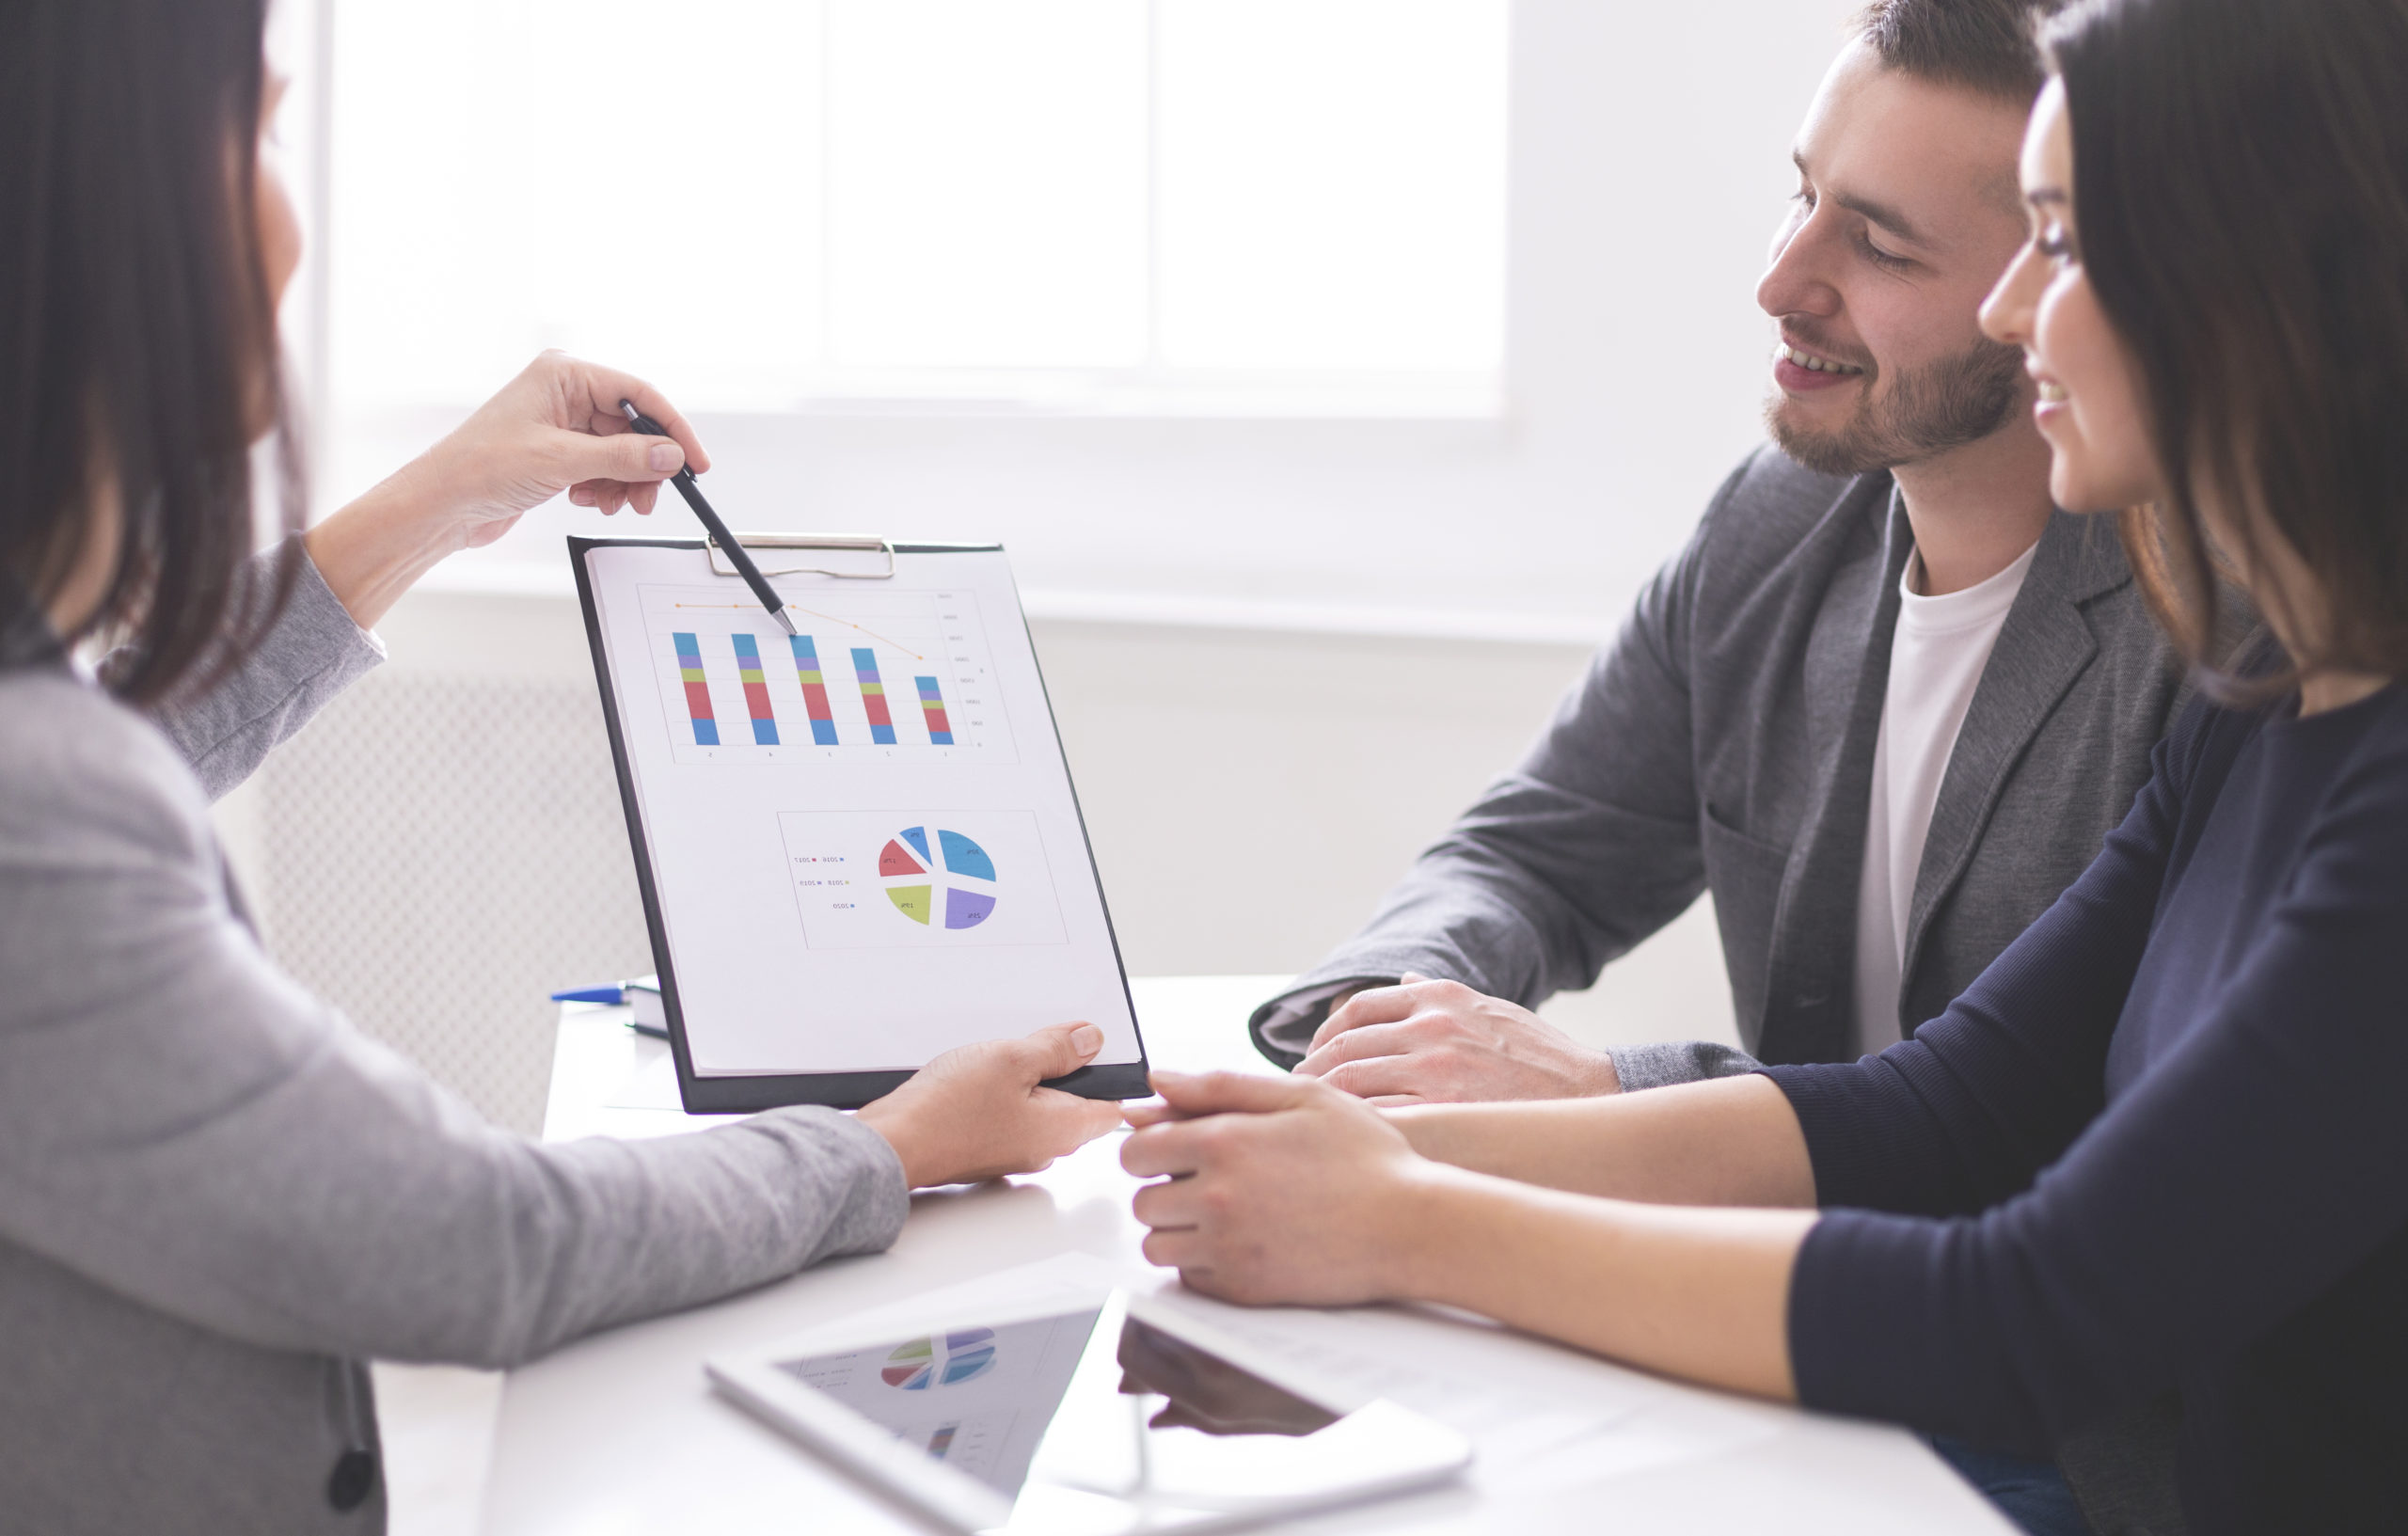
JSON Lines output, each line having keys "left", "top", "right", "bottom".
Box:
{"left": 1251, "top": 446, "right": 2190, "bottom": 1085}
{"left": 0, "top": 548, "right": 908, "bottom": 1535}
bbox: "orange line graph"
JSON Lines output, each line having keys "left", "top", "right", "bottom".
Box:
{"left": 671, "top": 603, "right": 926, "bottom": 660}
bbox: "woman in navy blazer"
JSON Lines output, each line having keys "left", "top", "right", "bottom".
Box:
{"left": 1125, "top": 2, "right": 2408, "bottom": 1530}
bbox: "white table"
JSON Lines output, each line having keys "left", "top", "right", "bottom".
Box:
{"left": 483, "top": 977, "right": 2010, "bottom": 1535}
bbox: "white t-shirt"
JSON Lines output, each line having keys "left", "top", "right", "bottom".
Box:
{"left": 1850, "top": 542, "right": 2040, "bottom": 1057}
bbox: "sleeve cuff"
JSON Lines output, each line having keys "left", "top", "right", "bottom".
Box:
{"left": 768, "top": 1105, "right": 911, "bottom": 1259}
{"left": 1248, "top": 976, "right": 1395, "bottom": 1067}
{"left": 1607, "top": 1039, "right": 1764, "bottom": 1092}
{"left": 1761, "top": 1063, "right": 1892, "bottom": 1211}
{"left": 290, "top": 537, "right": 387, "bottom": 664}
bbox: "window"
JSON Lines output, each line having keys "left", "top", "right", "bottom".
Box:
{"left": 326, "top": 0, "right": 1507, "bottom": 417}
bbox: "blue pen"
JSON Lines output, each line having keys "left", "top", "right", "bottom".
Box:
{"left": 550, "top": 980, "right": 672, "bottom": 1039}
{"left": 550, "top": 982, "right": 634, "bottom": 1005}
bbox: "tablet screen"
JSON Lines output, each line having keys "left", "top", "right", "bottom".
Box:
{"left": 774, "top": 1297, "right": 1419, "bottom": 1531}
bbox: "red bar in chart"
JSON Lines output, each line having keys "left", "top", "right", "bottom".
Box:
{"left": 853, "top": 647, "right": 897, "bottom": 745}
{"left": 789, "top": 636, "right": 840, "bottom": 745}
{"left": 915, "top": 675, "right": 954, "bottom": 745}
{"left": 673, "top": 632, "right": 719, "bottom": 746}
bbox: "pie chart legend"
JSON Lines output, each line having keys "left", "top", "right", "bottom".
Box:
{"left": 778, "top": 809, "right": 1067, "bottom": 950}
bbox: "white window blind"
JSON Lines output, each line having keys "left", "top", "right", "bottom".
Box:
{"left": 326, "top": 0, "right": 1507, "bottom": 416}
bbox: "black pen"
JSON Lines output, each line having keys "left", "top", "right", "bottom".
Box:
{"left": 617, "top": 399, "right": 796, "bottom": 636}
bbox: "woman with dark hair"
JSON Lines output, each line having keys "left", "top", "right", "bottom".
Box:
{"left": 0, "top": 2, "right": 1119, "bottom": 1530}
{"left": 1123, "top": 0, "right": 2408, "bottom": 1530}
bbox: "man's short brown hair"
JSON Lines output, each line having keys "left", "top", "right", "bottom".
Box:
{"left": 1854, "top": 0, "right": 2069, "bottom": 103}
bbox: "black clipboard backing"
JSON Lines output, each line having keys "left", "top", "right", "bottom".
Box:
{"left": 569, "top": 535, "right": 1149, "bottom": 1112}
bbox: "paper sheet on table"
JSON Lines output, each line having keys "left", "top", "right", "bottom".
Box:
{"left": 607, "top": 1048, "right": 686, "bottom": 1113}
{"left": 1140, "top": 1284, "right": 1783, "bottom": 1496}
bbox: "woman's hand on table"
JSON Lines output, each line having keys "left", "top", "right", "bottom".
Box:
{"left": 855, "top": 1022, "right": 1126, "bottom": 1189}
{"left": 1120, "top": 1070, "right": 1436, "bottom": 1306}
{"left": 304, "top": 351, "right": 710, "bottom": 628}
{"left": 1124, "top": 1069, "right": 1813, "bottom": 1401}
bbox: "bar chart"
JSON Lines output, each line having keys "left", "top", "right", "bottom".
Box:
{"left": 639, "top": 584, "right": 1013, "bottom": 765}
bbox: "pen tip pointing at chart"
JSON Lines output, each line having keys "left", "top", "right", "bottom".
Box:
{"left": 774, "top": 607, "right": 800, "bottom": 637}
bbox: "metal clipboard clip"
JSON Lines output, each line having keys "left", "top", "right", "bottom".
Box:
{"left": 706, "top": 533, "right": 896, "bottom": 581}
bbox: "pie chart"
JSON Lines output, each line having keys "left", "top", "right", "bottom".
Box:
{"left": 880, "top": 1328, "right": 997, "bottom": 1390}
{"left": 878, "top": 826, "right": 998, "bottom": 930}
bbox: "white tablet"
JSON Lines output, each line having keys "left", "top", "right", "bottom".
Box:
{"left": 707, "top": 1289, "right": 1473, "bottom": 1533}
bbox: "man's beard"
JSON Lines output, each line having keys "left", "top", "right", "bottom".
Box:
{"left": 1766, "top": 336, "right": 2026, "bottom": 478}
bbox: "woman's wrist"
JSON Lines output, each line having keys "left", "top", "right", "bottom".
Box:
{"left": 303, "top": 465, "right": 472, "bottom": 631}
{"left": 1371, "top": 1158, "right": 1492, "bottom": 1301}
{"left": 852, "top": 1098, "right": 930, "bottom": 1189}
{"left": 1384, "top": 1102, "right": 1473, "bottom": 1165}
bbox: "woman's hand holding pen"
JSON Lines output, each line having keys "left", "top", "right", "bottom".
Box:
{"left": 304, "top": 350, "right": 710, "bottom": 628}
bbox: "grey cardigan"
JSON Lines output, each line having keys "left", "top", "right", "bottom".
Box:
{"left": 1251, "top": 446, "right": 2190, "bottom": 1085}
{"left": 0, "top": 549, "right": 907, "bottom": 1535}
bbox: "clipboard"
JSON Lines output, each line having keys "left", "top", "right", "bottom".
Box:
{"left": 569, "top": 534, "right": 1149, "bottom": 1113}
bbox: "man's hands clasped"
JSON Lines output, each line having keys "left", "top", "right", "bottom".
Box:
{"left": 1294, "top": 973, "right": 1621, "bottom": 1104}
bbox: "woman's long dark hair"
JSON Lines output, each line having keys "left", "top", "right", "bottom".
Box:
{"left": 2044, "top": 0, "right": 2408, "bottom": 696}
{"left": 0, "top": 0, "right": 300, "bottom": 704}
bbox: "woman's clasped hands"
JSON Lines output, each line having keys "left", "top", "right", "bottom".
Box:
{"left": 1121, "top": 1071, "right": 1443, "bottom": 1306}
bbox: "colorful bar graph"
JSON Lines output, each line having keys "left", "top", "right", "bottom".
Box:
{"left": 731, "top": 633, "right": 779, "bottom": 745}
{"left": 853, "top": 648, "right": 897, "bottom": 744}
{"left": 789, "top": 636, "right": 841, "bottom": 744}
{"left": 915, "top": 676, "right": 954, "bottom": 745}
{"left": 673, "top": 632, "right": 719, "bottom": 746}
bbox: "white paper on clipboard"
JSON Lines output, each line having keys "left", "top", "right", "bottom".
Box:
{"left": 575, "top": 538, "right": 1144, "bottom": 1087}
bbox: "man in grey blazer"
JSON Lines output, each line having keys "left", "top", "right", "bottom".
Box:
{"left": 1252, "top": 20, "right": 2202, "bottom": 1525}
{"left": 1252, "top": 7, "right": 2186, "bottom": 1102}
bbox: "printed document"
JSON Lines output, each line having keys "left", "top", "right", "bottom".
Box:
{"left": 576, "top": 541, "right": 1142, "bottom": 1081}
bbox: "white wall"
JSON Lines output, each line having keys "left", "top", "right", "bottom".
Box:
{"left": 241, "top": 0, "right": 1872, "bottom": 1117}
{"left": 323, "top": 0, "right": 1861, "bottom": 635}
